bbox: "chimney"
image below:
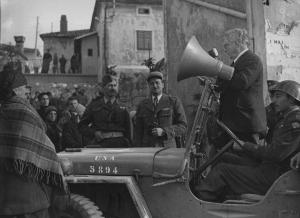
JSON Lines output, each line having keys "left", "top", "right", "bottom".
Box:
{"left": 60, "top": 15, "right": 68, "bottom": 33}
{"left": 14, "top": 36, "right": 25, "bottom": 54}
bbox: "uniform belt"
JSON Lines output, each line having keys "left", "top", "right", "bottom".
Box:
{"left": 101, "top": 131, "right": 124, "bottom": 139}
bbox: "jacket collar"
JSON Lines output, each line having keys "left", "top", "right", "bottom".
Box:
{"left": 234, "top": 50, "right": 251, "bottom": 66}
{"left": 143, "top": 94, "right": 170, "bottom": 112}
{"left": 233, "top": 48, "right": 248, "bottom": 64}
{"left": 283, "top": 106, "right": 300, "bottom": 119}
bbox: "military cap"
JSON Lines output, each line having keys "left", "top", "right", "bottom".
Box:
{"left": 102, "top": 74, "right": 118, "bottom": 86}
{"left": 270, "top": 80, "right": 300, "bottom": 102}
{"left": 147, "top": 71, "right": 163, "bottom": 82}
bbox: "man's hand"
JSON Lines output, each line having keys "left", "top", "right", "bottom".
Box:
{"left": 290, "top": 152, "right": 300, "bottom": 170}
{"left": 94, "top": 131, "right": 103, "bottom": 141}
{"left": 232, "top": 140, "right": 245, "bottom": 151}
{"left": 151, "top": 128, "right": 165, "bottom": 137}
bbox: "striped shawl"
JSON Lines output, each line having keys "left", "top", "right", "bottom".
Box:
{"left": 0, "top": 96, "right": 67, "bottom": 193}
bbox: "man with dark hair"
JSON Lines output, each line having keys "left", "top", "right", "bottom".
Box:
{"left": 68, "top": 96, "right": 86, "bottom": 117}
{"left": 135, "top": 71, "right": 187, "bottom": 147}
{"left": 194, "top": 80, "right": 300, "bottom": 202}
{"left": 0, "top": 62, "right": 67, "bottom": 217}
{"left": 79, "top": 74, "right": 131, "bottom": 147}
{"left": 37, "top": 92, "right": 51, "bottom": 121}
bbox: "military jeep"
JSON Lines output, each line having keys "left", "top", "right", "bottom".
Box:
{"left": 55, "top": 76, "right": 300, "bottom": 218}
{"left": 56, "top": 146, "right": 300, "bottom": 218}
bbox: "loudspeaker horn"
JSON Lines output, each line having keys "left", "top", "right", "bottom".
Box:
{"left": 178, "top": 36, "right": 234, "bottom": 81}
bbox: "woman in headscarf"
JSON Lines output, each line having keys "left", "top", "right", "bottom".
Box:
{"left": 44, "top": 106, "right": 62, "bottom": 152}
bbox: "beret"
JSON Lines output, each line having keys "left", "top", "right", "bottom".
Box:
{"left": 102, "top": 74, "right": 118, "bottom": 86}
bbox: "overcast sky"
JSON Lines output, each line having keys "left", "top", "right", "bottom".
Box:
{"left": 1, "top": 0, "right": 95, "bottom": 53}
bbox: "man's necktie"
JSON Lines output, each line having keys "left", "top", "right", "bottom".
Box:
{"left": 153, "top": 96, "right": 158, "bottom": 108}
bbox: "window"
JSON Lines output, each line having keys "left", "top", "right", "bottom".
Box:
{"left": 137, "top": 7, "right": 150, "bottom": 15}
{"left": 136, "top": 31, "right": 152, "bottom": 50}
{"left": 88, "top": 49, "right": 93, "bottom": 57}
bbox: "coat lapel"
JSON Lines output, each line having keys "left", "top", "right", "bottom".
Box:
{"left": 144, "top": 97, "right": 155, "bottom": 112}
{"left": 155, "top": 94, "right": 169, "bottom": 113}
{"left": 234, "top": 50, "right": 251, "bottom": 68}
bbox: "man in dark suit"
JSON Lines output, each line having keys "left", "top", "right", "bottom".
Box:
{"left": 216, "top": 28, "right": 267, "bottom": 145}
{"left": 134, "top": 71, "right": 187, "bottom": 147}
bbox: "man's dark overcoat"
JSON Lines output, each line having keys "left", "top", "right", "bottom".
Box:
{"left": 218, "top": 50, "right": 267, "bottom": 136}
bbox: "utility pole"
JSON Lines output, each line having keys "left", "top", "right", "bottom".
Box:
{"left": 0, "top": 0, "right": 2, "bottom": 44}
{"left": 34, "top": 16, "right": 39, "bottom": 56}
{"left": 51, "top": 22, "right": 53, "bottom": 32}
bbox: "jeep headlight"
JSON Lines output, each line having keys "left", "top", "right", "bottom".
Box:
{"left": 60, "top": 158, "right": 73, "bottom": 175}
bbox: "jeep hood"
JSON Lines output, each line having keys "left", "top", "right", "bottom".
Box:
{"left": 58, "top": 147, "right": 186, "bottom": 178}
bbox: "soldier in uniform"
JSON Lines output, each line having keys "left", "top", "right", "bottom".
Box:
{"left": 79, "top": 74, "right": 131, "bottom": 148}
{"left": 194, "top": 80, "right": 300, "bottom": 202}
{"left": 134, "top": 71, "right": 187, "bottom": 147}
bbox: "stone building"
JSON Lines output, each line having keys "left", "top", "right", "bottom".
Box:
{"left": 87, "top": 0, "right": 164, "bottom": 77}
{"left": 40, "top": 15, "right": 90, "bottom": 74}
{"left": 74, "top": 32, "right": 99, "bottom": 75}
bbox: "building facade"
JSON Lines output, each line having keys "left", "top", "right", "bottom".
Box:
{"left": 75, "top": 32, "right": 99, "bottom": 75}
{"left": 40, "top": 15, "right": 90, "bottom": 74}
{"left": 90, "top": 0, "right": 164, "bottom": 78}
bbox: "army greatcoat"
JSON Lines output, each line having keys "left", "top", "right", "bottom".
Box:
{"left": 135, "top": 94, "right": 187, "bottom": 147}
{"left": 195, "top": 106, "right": 300, "bottom": 202}
{"left": 79, "top": 97, "right": 131, "bottom": 148}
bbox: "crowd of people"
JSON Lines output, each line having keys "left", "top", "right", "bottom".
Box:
{"left": 0, "top": 27, "right": 300, "bottom": 217}
{"left": 41, "top": 49, "right": 80, "bottom": 74}
{"left": 24, "top": 87, "right": 89, "bottom": 152}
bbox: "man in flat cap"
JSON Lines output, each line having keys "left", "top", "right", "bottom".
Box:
{"left": 79, "top": 73, "right": 131, "bottom": 147}
{"left": 0, "top": 61, "right": 67, "bottom": 217}
{"left": 135, "top": 71, "right": 187, "bottom": 147}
